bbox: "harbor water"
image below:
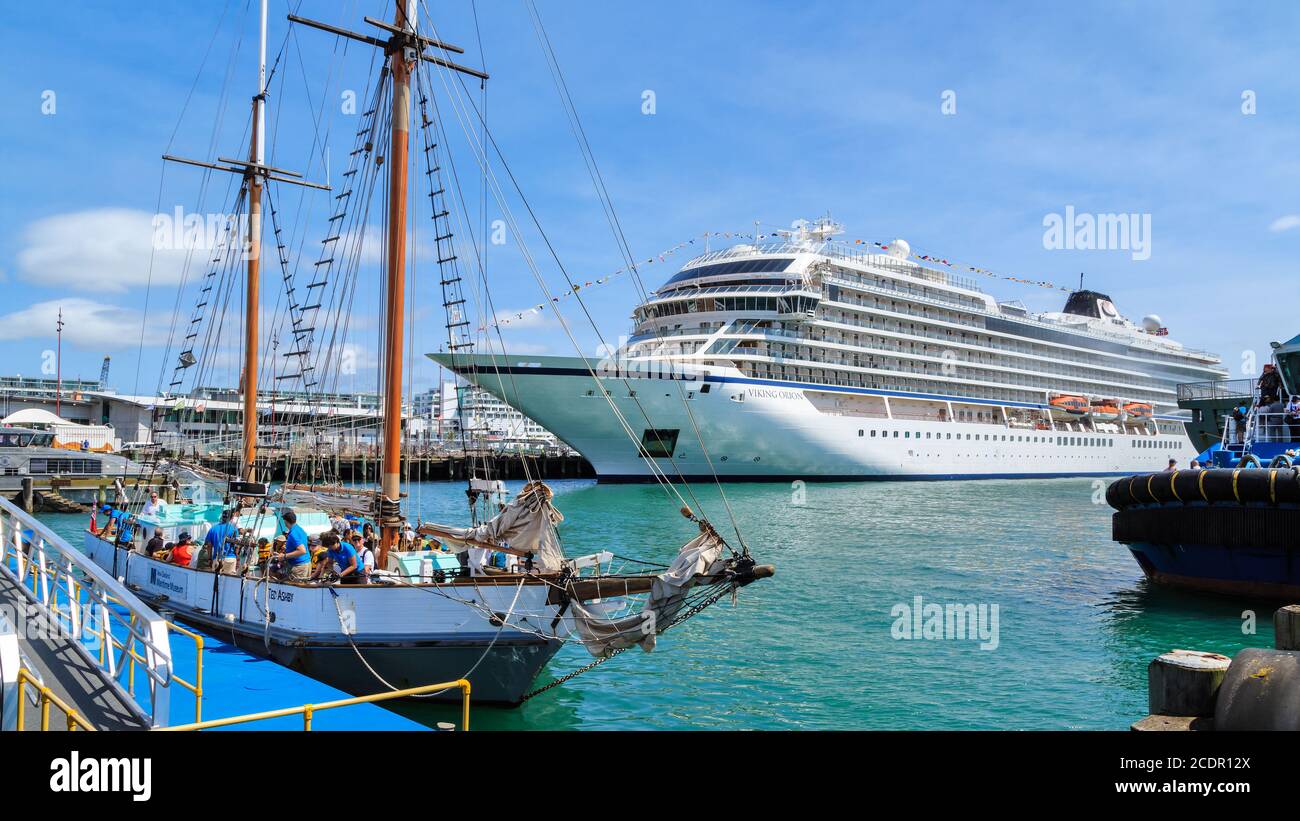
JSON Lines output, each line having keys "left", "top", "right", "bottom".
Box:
{"left": 41, "top": 477, "right": 1279, "bottom": 730}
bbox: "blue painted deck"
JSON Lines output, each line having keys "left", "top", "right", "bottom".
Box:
{"left": 157, "top": 618, "right": 428, "bottom": 731}
{"left": 5, "top": 528, "right": 428, "bottom": 731}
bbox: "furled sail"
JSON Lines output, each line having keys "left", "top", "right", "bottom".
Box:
{"left": 279, "top": 484, "right": 378, "bottom": 517}
{"left": 424, "top": 481, "right": 566, "bottom": 572}
{"left": 564, "top": 529, "right": 727, "bottom": 657}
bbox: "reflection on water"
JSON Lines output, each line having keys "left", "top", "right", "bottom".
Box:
{"left": 39, "top": 476, "right": 1284, "bottom": 730}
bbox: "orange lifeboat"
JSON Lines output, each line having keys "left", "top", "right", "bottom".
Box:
{"left": 1048, "top": 393, "right": 1090, "bottom": 420}
{"left": 1123, "top": 402, "right": 1153, "bottom": 421}
{"left": 1090, "top": 399, "right": 1121, "bottom": 422}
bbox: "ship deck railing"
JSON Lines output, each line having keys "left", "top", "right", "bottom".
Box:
{"left": 1247, "top": 412, "right": 1300, "bottom": 444}
{"left": 1177, "top": 378, "right": 1256, "bottom": 403}
{"left": 0, "top": 496, "right": 183, "bottom": 729}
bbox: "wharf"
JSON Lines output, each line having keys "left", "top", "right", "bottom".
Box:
{"left": 160, "top": 450, "right": 595, "bottom": 483}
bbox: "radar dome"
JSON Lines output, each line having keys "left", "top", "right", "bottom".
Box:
{"left": 1142, "top": 314, "right": 1163, "bottom": 332}
{"left": 887, "top": 239, "right": 911, "bottom": 260}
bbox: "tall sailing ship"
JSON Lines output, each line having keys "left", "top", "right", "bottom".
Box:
{"left": 436, "top": 218, "right": 1227, "bottom": 480}
{"left": 84, "top": 1, "right": 770, "bottom": 709}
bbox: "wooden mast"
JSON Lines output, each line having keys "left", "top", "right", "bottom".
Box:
{"left": 286, "top": 3, "right": 486, "bottom": 565}
{"left": 161, "top": 0, "right": 324, "bottom": 489}
{"left": 379, "top": 0, "right": 416, "bottom": 565}
{"left": 243, "top": 0, "right": 268, "bottom": 483}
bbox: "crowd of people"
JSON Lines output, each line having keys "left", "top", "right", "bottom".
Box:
{"left": 94, "top": 497, "right": 450, "bottom": 587}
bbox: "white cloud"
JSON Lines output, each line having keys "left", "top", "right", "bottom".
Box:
{"left": 0, "top": 298, "right": 160, "bottom": 349}
{"left": 1269, "top": 215, "right": 1300, "bottom": 233}
{"left": 16, "top": 208, "right": 213, "bottom": 293}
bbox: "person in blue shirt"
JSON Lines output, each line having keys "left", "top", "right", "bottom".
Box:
{"left": 205, "top": 509, "right": 241, "bottom": 575}
{"left": 275, "top": 510, "right": 312, "bottom": 581}
{"left": 312, "top": 532, "right": 360, "bottom": 585}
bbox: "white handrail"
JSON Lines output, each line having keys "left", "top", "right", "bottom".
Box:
{"left": 0, "top": 609, "right": 19, "bottom": 730}
{"left": 0, "top": 496, "right": 173, "bottom": 727}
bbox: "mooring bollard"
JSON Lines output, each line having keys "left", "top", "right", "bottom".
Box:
{"left": 1274, "top": 605, "right": 1300, "bottom": 651}
{"left": 1214, "top": 648, "right": 1300, "bottom": 731}
{"left": 1147, "top": 649, "right": 1230, "bottom": 718}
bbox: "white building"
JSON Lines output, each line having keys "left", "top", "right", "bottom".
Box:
{"left": 438, "top": 381, "right": 558, "bottom": 450}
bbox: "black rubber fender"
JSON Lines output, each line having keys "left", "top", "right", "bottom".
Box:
{"left": 1199, "top": 469, "right": 1240, "bottom": 503}
{"left": 1275, "top": 469, "right": 1300, "bottom": 504}
{"left": 1214, "top": 648, "right": 1300, "bottom": 731}
{"left": 1104, "top": 477, "right": 1129, "bottom": 509}
{"left": 1235, "top": 468, "right": 1275, "bottom": 503}
{"left": 1106, "top": 475, "right": 1145, "bottom": 509}
{"left": 1172, "top": 469, "right": 1207, "bottom": 502}
{"left": 1149, "top": 471, "right": 1180, "bottom": 504}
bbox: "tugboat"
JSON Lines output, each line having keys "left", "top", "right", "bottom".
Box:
{"left": 1107, "top": 334, "right": 1300, "bottom": 598}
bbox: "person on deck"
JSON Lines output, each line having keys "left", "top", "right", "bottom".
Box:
{"left": 142, "top": 490, "right": 167, "bottom": 518}
{"left": 276, "top": 510, "right": 312, "bottom": 581}
{"left": 205, "top": 509, "right": 240, "bottom": 575}
{"left": 1231, "top": 402, "right": 1250, "bottom": 444}
{"left": 309, "top": 537, "right": 328, "bottom": 576}
{"left": 252, "top": 537, "right": 272, "bottom": 575}
{"left": 141, "top": 491, "right": 168, "bottom": 543}
{"left": 1286, "top": 396, "right": 1300, "bottom": 442}
{"left": 170, "top": 532, "right": 195, "bottom": 567}
{"left": 350, "top": 531, "right": 374, "bottom": 584}
{"left": 145, "top": 530, "right": 165, "bottom": 557}
{"left": 1165, "top": 458, "right": 1177, "bottom": 471}
{"left": 318, "top": 532, "right": 362, "bottom": 585}
{"left": 1260, "top": 364, "right": 1283, "bottom": 406}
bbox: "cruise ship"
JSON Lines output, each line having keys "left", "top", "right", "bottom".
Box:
{"left": 431, "top": 219, "right": 1227, "bottom": 481}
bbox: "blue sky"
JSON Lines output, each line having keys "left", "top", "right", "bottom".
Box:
{"left": 2, "top": 0, "right": 1298, "bottom": 397}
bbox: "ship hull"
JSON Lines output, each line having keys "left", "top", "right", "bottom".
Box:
{"left": 161, "top": 606, "right": 559, "bottom": 705}
{"left": 431, "top": 354, "right": 1199, "bottom": 481}
{"left": 1125, "top": 540, "right": 1300, "bottom": 600}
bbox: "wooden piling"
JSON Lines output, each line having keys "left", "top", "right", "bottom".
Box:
{"left": 1274, "top": 605, "right": 1300, "bottom": 651}
{"left": 1147, "top": 649, "right": 1230, "bottom": 718}
{"left": 20, "top": 477, "right": 33, "bottom": 513}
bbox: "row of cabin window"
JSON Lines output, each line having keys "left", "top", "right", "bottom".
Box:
{"left": 853, "top": 430, "right": 1128, "bottom": 448}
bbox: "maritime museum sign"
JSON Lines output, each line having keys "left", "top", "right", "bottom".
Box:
{"left": 147, "top": 567, "right": 187, "bottom": 597}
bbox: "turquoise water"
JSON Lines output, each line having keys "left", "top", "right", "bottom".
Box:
{"left": 42, "top": 478, "right": 1281, "bottom": 729}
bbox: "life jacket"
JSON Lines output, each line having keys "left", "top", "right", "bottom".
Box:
{"left": 172, "top": 543, "right": 194, "bottom": 566}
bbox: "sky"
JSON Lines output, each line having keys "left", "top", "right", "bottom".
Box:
{"left": 2, "top": 0, "right": 1299, "bottom": 399}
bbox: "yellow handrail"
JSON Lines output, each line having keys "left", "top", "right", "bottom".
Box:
{"left": 158, "top": 678, "right": 471, "bottom": 732}
{"left": 104, "top": 596, "right": 206, "bottom": 724}
{"left": 15, "top": 668, "right": 96, "bottom": 731}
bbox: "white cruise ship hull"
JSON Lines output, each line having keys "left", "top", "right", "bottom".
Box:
{"left": 431, "top": 354, "right": 1199, "bottom": 481}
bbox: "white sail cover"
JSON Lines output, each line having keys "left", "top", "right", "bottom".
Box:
{"left": 565, "top": 529, "right": 727, "bottom": 657}
{"left": 279, "top": 487, "right": 376, "bottom": 517}
{"left": 434, "top": 482, "right": 566, "bottom": 572}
